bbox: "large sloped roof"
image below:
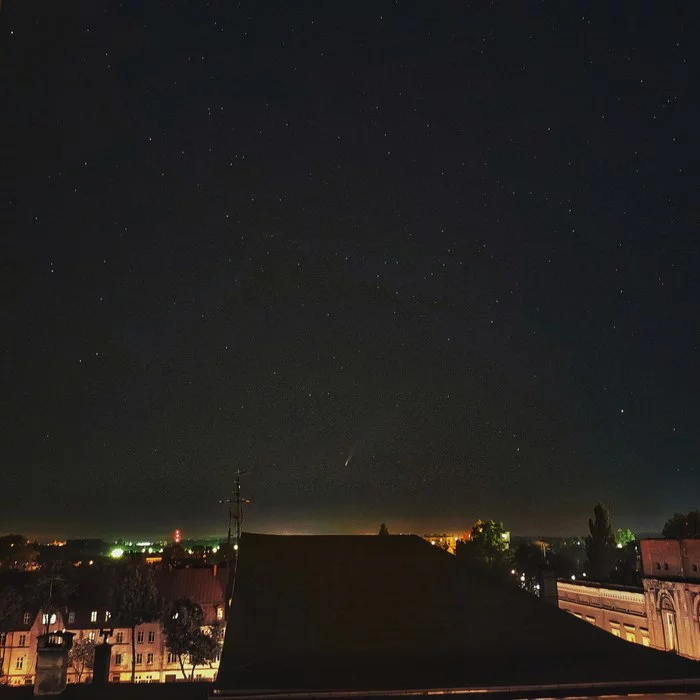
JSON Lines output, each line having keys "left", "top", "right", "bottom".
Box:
{"left": 217, "top": 533, "right": 700, "bottom": 691}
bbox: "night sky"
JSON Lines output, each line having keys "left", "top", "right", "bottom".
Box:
{"left": 3, "top": 2, "right": 698, "bottom": 539}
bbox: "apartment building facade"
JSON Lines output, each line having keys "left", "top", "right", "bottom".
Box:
{"left": 0, "top": 567, "right": 226, "bottom": 685}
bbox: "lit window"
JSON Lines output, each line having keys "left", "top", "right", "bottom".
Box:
{"left": 68, "top": 612, "right": 75, "bottom": 624}
{"left": 114, "top": 653, "right": 122, "bottom": 665}
{"left": 18, "top": 634, "right": 26, "bottom": 647}
{"left": 147, "top": 653, "right": 154, "bottom": 665}
{"left": 137, "top": 631, "right": 144, "bottom": 644}
{"left": 88, "top": 631, "right": 96, "bottom": 642}
{"left": 50, "top": 613, "right": 57, "bottom": 624}
{"left": 42, "top": 614, "right": 49, "bottom": 625}
{"left": 90, "top": 611, "right": 97, "bottom": 622}
{"left": 216, "top": 606, "right": 224, "bottom": 621}
{"left": 105, "top": 611, "right": 111, "bottom": 622}
{"left": 135, "top": 653, "right": 143, "bottom": 665}
{"left": 23, "top": 613, "right": 31, "bottom": 625}
{"left": 115, "top": 632, "right": 123, "bottom": 644}
{"left": 148, "top": 631, "right": 155, "bottom": 643}
{"left": 16, "top": 657, "right": 24, "bottom": 670}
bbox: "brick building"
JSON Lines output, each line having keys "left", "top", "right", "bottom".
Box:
{"left": 640, "top": 538, "right": 700, "bottom": 658}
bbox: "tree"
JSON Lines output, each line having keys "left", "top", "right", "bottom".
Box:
{"left": 662, "top": 511, "right": 700, "bottom": 539}
{"left": 163, "top": 598, "right": 219, "bottom": 681}
{"left": 0, "top": 534, "right": 37, "bottom": 570}
{"left": 615, "top": 528, "right": 636, "bottom": 548}
{"left": 68, "top": 634, "right": 95, "bottom": 683}
{"left": 378, "top": 523, "right": 389, "bottom": 536}
{"left": 470, "top": 520, "right": 509, "bottom": 562}
{"left": 111, "top": 565, "right": 162, "bottom": 683}
{"left": 0, "top": 586, "right": 22, "bottom": 683}
{"left": 585, "top": 503, "right": 616, "bottom": 581}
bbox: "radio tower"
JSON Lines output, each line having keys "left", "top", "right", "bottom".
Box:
{"left": 219, "top": 469, "right": 250, "bottom": 615}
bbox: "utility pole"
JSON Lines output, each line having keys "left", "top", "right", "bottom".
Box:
{"left": 219, "top": 469, "right": 250, "bottom": 616}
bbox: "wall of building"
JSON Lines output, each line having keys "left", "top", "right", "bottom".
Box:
{"left": 556, "top": 581, "right": 650, "bottom": 647}
{"left": 2, "top": 608, "right": 224, "bottom": 685}
{"left": 640, "top": 539, "right": 700, "bottom": 580}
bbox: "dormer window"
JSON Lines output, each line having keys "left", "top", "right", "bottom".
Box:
{"left": 23, "top": 612, "right": 31, "bottom": 625}
{"left": 90, "top": 610, "right": 97, "bottom": 622}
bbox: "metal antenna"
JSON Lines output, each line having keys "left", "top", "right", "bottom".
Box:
{"left": 219, "top": 469, "right": 250, "bottom": 616}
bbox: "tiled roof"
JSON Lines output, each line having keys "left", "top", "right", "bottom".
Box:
{"left": 217, "top": 533, "right": 700, "bottom": 691}
{"left": 154, "top": 568, "right": 225, "bottom": 606}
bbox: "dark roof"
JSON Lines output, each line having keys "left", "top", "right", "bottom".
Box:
{"left": 217, "top": 533, "right": 700, "bottom": 691}
{"left": 154, "top": 567, "right": 225, "bottom": 623}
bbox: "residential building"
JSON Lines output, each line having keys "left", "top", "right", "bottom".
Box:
{"left": 0, "top": 567, "right": 226, "bottom": 685}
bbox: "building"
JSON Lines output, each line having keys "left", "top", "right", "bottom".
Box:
{"left": 640, "top": 538, "right": 700, "bottom": 659}
{"left": 216, "top": 533, "right": 698, "bottom": 693}
{"left": 421, "top": 534, "right": 459, "bottom": 554}
{"left": 555, "top": 538, "right": 700, "bottom": 661}
{"left": 557, "top": 580, "right": 650, "bottom": 646}
{"left": 0, "top": 567, "right": 226, "bottom": 686}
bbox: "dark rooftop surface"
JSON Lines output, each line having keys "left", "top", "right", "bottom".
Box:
{"left": 217, "top": 534, "right": 700, "bottom": 691}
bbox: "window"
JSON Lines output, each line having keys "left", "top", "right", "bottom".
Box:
{"left": 42, "top": 613, "right": 58, "bottom": 625}
{"left": 610, "top": 622, "right": 620, "bottom": 638}
{"left": 664, "top": 562, "right": 669, "bottom": 570}
{"left": 88, "top": 631, "right": 96, "bottom": 642}
{"left": 68, "top": 611, "right": 75, "bottom": 624}
{"left": 693, "top": 564, "right": 698, "bottom": 572}
{"left": 16, "top": 657, "right": 24, "bottom": 670}
{"left": 105, "top": 611, "right": 111, "bottom": 622}
{"left": 146, "top": 653, "right": 154, "bottom": 665}
{"left": 115, "top": 632, "right": 123, "bottom": 644}
{"left": 18, "top": 634, "right": 26, "bottom": 647}
{"left": 135, "top": 653, "right": 143, "bottom": 665}
{"left": 585, "top": 616, "right": 595, "bottom": 624}
{"left": 655, "top": 562, "right": 661, "bottom": 570}
{"left": 114, "top": 653, "right": 122, "bottom": 665}
{"left": 90, "top": 611, "right": 98, "bottom": 622}
{"left": 216, "top": 606, "right": 224, "bottom": 621}
{"left": 137, "top": 630, "right": 144, "bottom": 644}
{"left": 167, "top": 652, "right": 177, "bottom": 664}
{"left": 626, "top": 631, "right": 636, "bottom": 643}
{"left": 148, "top": 630, "right": 155, "bottom": 643}
{"left": 23, "top": 613, "right": 31, "bottom": 625}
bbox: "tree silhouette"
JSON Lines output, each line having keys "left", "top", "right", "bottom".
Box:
{"left": 378, "top": 523, "right": 389, "bottom": 536}
{"left": 585, "top": 503, "right": 616, "bottom": 581}
{"left": 68, "top": 634, "right": 96, "bottom": 682}
{"left": 662, "top": 511, "right": 700, "bottom": 539}
{"left": 111, "top": 565, "right": 161, "bottom": 682}
{"left": 163, "top": 598, "right": 219, "bottom": 680}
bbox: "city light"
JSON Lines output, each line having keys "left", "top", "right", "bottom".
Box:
{"left": 110, "top": 548, "right": 124, "bottom": 558}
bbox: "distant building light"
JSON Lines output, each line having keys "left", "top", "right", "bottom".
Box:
{"left": 520, "top": 574, "right": 525, "bottom": 582}
{"left": 136, "top": 542, "right": 151, "bottom": 547}
{"left": 571, "top": 574, "right": 576, "bottom": 580}
{"left": 511, "top": 569, "right": 516, "bottom": 575}
{"left": 582, "top": 572, "right": 587, "bottom": 577}
{"left": 110, "top": 548, "right": 124, "bottom": 559}
{"left": 233, "top": 544, "right": 239, "bottom": 551}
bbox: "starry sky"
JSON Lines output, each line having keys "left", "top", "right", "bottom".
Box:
{"left": 3, "top": 1, "right": 698, "bottom": 539}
